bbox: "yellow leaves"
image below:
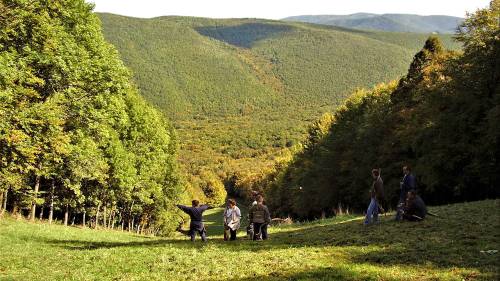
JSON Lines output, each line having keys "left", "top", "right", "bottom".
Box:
{"left": 5, "top": 129, "right": 28, "bottom": 144}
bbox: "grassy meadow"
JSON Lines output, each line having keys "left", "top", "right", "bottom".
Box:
{"left": 0, "top": 200, "right": 498, "bottom": 281}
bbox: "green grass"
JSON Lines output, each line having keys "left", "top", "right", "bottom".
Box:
{"left": 1, "top": 200, "right": 498, "bottom": 280}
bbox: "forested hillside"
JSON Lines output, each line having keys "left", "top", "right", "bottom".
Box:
{"left": 0, "top": 0, "right": 183, "bottom": 234}
{"left": 267, "top": 2, "right": 500, "bottom": 219}
{"left": 98, "top": 14, "right": 460, "bottom": 203}
{"left": 284, "top": 13, "right": 464, "bottom": 33}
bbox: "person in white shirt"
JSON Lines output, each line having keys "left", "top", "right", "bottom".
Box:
{"left": 223, "top": 199, "right": 241, "bottom": 241}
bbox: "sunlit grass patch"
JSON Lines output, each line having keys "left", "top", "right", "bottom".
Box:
{"left": 0, "top": 200, "right": 498, "bottom": 280}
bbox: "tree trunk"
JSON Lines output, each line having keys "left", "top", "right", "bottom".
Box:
{"left": 1, "top": 189, "right": 7, "bottom": 215}
{"left": 103, "top": 205, "right": 107, "bottom": 229}
{"left": 12, "top": 201, "right": 19, "bottom": 217}
{"left": 71, "top": 216, "right": 75, "bottom": 226}
{"left": 64, "top": 204, "right": 69, "bottom": 226}
{"left": 94, "top": 203, "right": 101, "bottom": 229}
{"left": 39, "top": 206, "right": 44, "bottom": 220}
{"left": 108, "top": 209, "right": 113, "bottom": 229}
{"left": 82, "top": 210, "right": 86, "bottom": 228}
{"left": 30, "top": 175, "right": 41, "bottom": 222}
{"left": 128, "top": 201, "right": 134, "bottom": 232}
{"left": 117, "top": 211, "right": 123, "bottom": 231}
{"left": 48, "top": 180, "right": 55, "bottom": 224}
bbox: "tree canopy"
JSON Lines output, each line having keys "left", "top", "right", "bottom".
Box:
{"left": 0, "top": 0, "right": 183, "bottom": 234}
{"left": 265, "top": 1, "right": 500, "bottom": 219}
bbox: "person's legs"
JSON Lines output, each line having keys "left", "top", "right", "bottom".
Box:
{"left": 395, "top": 200, "right": 404, "bottom": 221}
{"left": 200, "top": 227, "right": 207, "bottom": 242}
{"left": 253, "top": 223, "right": 263, "bottom": 240}
{"left": 403, "top": 213, "right": 422, "bottom": 222}
{"left": 223, "top": 225, "right": 229, "bottom": 241}
{"left": 189, "top": 228, "right": 196, "bottom": 242}
{"left": 261, "top": 224, "right": 268, "bottom": 240}
{"left": 247, "top": 223, "right": 254, "bottom": 239}
{"left": 372, "top": 200, "right": 379, "bottom": 223}
{"left": 364, "top": 198, "right": 376, "bottom": 225}
{"left": 230, "top": 229, "right": 237, "bottom": 241}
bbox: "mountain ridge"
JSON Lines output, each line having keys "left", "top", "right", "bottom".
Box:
{"left": 97, "top": 13, "right": 461, "bottom": 201}
{"left": 283, "top": 13, "right": 464, "bottom": 33}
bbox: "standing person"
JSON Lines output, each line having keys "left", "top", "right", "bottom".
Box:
{"left": 251, "top": 191, "right": 259, "bottom": 206}
{"left": 396, "top": 165, "right": 416, "bottom": 221}
{"left": 402, "top": 191, "right": 427, "bottom": 221}
{"left": 223, "top": 199, "right": 241, "bottom": 241}
{"left": 176, "top": 200, "right": 213, "bottom": 242}
{"left": 246, "top": 191, "right": 259, "bottom": 239}
{"left": 364, "top": 168, "right": 384, "bottom": 225}
{"left": 249, "top": 195, "right": 271, "bottom": 240}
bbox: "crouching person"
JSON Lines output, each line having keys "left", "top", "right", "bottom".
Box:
{"left": 403, "top": 191, "right": 427, "bottom": 221}
{"left": 176, "top": 200, "right": 213, "bottom": 242}
{"left": 249, "top": 195, "right": 271, "bottom": 240}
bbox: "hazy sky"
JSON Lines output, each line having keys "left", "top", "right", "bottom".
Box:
{"left": 88, "top": 0, "right": 490, "bottom": 19}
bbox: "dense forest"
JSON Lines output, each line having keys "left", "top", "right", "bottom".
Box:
{"left": 1, "top": 0, "right": 496, "bottom": 231}
{"left": 98, "top": 14, "right": 461, "bottom": 204}
{"left": 0, "top": 1, "right": 498, "bottom": 280}
{"left": 266, "top": 2, "right": 500, "bottom": 219}
{"left": 0, "top": 0, "right": 184, "bottom": 234}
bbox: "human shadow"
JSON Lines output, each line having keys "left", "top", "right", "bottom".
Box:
{"left": 195, "top": 23, "right": 294, "bottom": 48}
{"left": 41, "top": 200, "right": 499, "bottom": 275}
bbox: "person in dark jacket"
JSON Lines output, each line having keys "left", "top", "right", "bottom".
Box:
{"left": 396, "top": 165, "right": 417, "bottom": 221}
{"left": 403, "top": 191, "right": 427, "bottom": 221}
{"left": 176, "top": 200, "right": 213, "bottom": 242}
{"left": 249, "top": 195, "right": 271, "bottom": 240}
{"left": 364, "top": 168, "right": 384, "bottom": 225}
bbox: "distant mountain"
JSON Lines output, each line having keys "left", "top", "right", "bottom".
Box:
{"left": 98, "top": 13, "right": 461, "bottom": 199}
{"left": 283, "top": 13, "right": 464, "bottom": 33}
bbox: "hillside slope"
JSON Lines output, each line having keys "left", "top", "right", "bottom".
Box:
{"left": 97, "top": 13, "right": 461, "bottom": 199}
{"left": 284, "top": 13, "right": 464, "bottom": 33}
{"left": 0, "top": 200, "right": 498, "bottom": 280}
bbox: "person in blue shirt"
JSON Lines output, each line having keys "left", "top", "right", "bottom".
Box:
{"left": 396, "top": 165, "right": 416, "bottom": 221}
{"left": 176, "top": 200, "right": 213, "bottom": 242}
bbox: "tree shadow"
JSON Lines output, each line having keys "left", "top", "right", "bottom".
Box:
{"left": 40, "top": 201, "right": 499, "bottom": 276}
{"left": 227, "top": 266, "right": 363, "bottom": 281}
{"left": 195, "top": 23, "right": 294, "bottom": 48}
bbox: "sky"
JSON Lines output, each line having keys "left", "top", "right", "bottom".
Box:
{"left": 88, "top": 0, "right": 491, "bottom": 19}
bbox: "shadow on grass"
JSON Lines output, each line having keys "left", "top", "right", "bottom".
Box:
{"left": 227, "top": 267, "right": 363, "bottom": 281}
{"left": 42, "top": 200, "right": 499, "bottom": 275}
{"left": 195, "top": 23, "right": 294, "bottom": 48}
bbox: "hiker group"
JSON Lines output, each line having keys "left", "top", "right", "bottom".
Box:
{"left": 176, "top": 164, "right": 428, "bottom": 241}
{"left": 364, "top": 165, "right": 427, "bottom": 226}
{"left": 175, "top": 193, "right": 270, "bottom": 242}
